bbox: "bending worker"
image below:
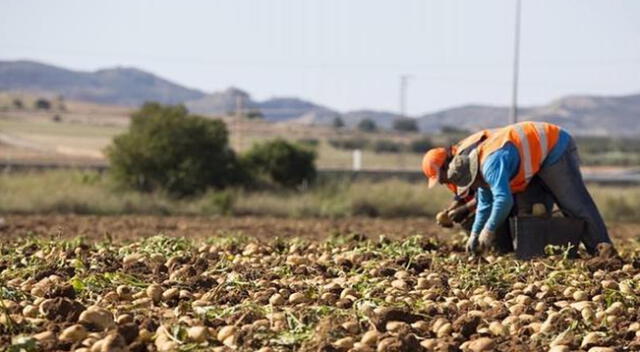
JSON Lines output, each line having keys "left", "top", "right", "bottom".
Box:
{"left": 447, "top": 121, "right": 612, "bottom": 255}
{"left": 422, "top": 130, "right": 492, "bottom": 230}
{"left": 423, "top": 129, "right": 554, "bottom": 253}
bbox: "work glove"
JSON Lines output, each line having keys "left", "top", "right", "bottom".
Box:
{"left": 448, "top": 205, "right": 471, "bottom": 223}
{"left": 478, "top": 228, "right": 496, "bottom": 251}
{"left": 466, "top": 232, "right": 480, "bottom": 254}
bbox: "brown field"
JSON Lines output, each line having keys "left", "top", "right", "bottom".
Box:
{"left": 1, "top": 214, "right": 638, "bottom": 245}
{"left": 2, "top": 214, "right": 640, "bottom": 351}
{"left": 0, "top": 215, "right": 444, "bottom": 243}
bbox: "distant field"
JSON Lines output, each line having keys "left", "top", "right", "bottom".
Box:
{"left": 0, "top": 103, "right": 427, "bottom": 170}
{"left": 2, "top": 93, "right": 640, "bottom": 170}
{"left": 0, "top": 116, "right": 123, "bottom": 160}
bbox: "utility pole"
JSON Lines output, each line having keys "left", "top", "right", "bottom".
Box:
{"left": 234, "top": 95, "right": 244, "bottom": 151}
{"left": 235, "top": 95, "right": 244, "bottom": 119}
{"left": 399, "top": 75, "right": 411, "bottom": 118}
{"left": 509, "top": 0, "right": 522, "bottom": 124}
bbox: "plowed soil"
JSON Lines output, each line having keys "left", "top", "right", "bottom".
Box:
{"left": 1, "top": 215, "right": 637, "bottom": 243}
{"left": 0, "top": 215, "right": 447, "bottom": 242}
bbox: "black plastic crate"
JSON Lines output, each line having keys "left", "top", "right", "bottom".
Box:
{"left": 509, "top": 216, "right": 585, "bottom": 260}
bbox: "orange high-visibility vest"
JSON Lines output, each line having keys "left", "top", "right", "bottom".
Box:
{"left": 446, "top": 129, "right": 493, "bottom": 196}
{"left": 478, "top": 121, "right": 561, "bottom": 193}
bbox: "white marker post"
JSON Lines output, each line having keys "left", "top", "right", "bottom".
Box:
{"left": 353, "top": 149, "right": 362, "bottom": 171}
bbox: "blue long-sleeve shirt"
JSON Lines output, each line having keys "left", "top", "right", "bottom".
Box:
{"left": 471, "top": 130, "right": 571, "bottom": 234}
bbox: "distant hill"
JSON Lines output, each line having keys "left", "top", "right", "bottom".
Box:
{"left": 186, "top": 87, "right": 256, "bottom": 116}
{"left": 0, "top": 60, "right": 205, "bottom": 106}
{"left": 187, "top": 91, "right": 339, "bottom": 122}
{"left": 341, "top": 110, "right": 399, "bottom": 130}
{"left": 418, "top": 105, "right": 515, "bottom": 133}
{"left": 522, "top": 94, "right": 640, "bottom": 136}
{"left": 1, "top": 60, "right": 638, "bottom": 136}
{"left": 259, "top": 97, "right": 330, "bottom": 121}
{"left": 418, "top": 94, "right": 640, "bottom": 136}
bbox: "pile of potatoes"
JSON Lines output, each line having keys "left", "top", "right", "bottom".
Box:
{"left": 0, "top": 235, "right": 638, "bottom": 351}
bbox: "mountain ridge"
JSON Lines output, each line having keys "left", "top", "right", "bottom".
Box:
{"left": 0, "top": 60, "right": 206, "bottom": 106}
{"left": 1, "top": 60, "right": 639, "bottom": 136}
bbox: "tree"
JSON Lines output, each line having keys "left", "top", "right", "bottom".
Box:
{"left": 35, "top": 98, "right": 51, "bottom": 110}
{"left": 410, "top": 137, "right": 434, "bottom": 153}
{"left": 245, "top": 109, "right": 264, "bottom": 119}
{"left": 373, "top": 139, "right": 404, "bottom": 153}
{"left": 12, "top": 98, "right": 23, "bottom": 109}
{"left": 328, "top": 138, "right": 369, "bottom": 150}
{"left": 441, "top": 126, "right": 470, "bottom": 134}
{"left": 243, "top": 139, "right": 316, "bottom": 188}
{"left": 357, "top": 118, "right": 377, "bottom": 132}
{"left": 332, "top": 116, "right": 345, "bottom": 129}
{"left": 106, "top": 102, "right": 242, "bottom": 197}
{"left": 393, "top": 117, "right": 418, "bottom": 132}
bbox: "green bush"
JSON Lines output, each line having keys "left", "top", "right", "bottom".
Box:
{"left": 243, "top": 139, "right": 316, "bottom": 188}
{"left": 12, "top": 98, "right": 23, "bottom": 109}
{"left": 357, "top": 118, "right": 377, "bottom": 132}
{"left": 328, "top": 137, "right": 369, "bottom": 150}
{"left": 199, "top": 190, "right": 236, "bottom": 215}
{"left": 297, "top": 138, "right": 319, "bottom": 148}
{"left": 34, "top": 98, "right": 51, "bottom": 110}
{"left": 245, "top": 109, "right": 264, "bottom": 119}
{"left": 441, "top": 125, "right": 470, "bottom": 134}
{"left": 106, "top": 102, "right": 242, "bottom": 197}
{"left": 393, "top": 118, "right": 418, "bottom": 132}
{"left": 373, "top": 139, "right": 405, "bottom": 153}
{"left": 409, "top": 137, "right": 434, "bottom": 154}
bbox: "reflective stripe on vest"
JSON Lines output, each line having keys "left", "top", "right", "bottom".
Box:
{"left": 513, "top": 123, "right": 533, "bottom": 183}
{"left": 534, "top": 122, "right": 548, "bottom": 160}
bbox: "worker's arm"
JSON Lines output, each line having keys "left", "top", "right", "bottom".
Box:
{"left": 448, "top": 197, "right": 476, "bottom": 222}
{"left": 471, "top": 187, "right": 493, "bottom": 234}
{"left": 445, "top": 198, "right": 465, "bottom": 212}
{"left": 481, "top": 148, "right": 517, "bottom": 232}
{"left": 464, "top": 197, "right": 477, "bottom": 212}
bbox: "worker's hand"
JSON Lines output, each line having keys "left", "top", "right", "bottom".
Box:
{"left": 447, "top": 205, "right": 470, "bottom": 223}
{"left": 478, "top": 228, "right": 496, "bottom": 251}
{"left": 466, "top": 233, "right": 480, "bottom": 254}
{"left": 436, "top": 211, "right": 454, "bottom": 228}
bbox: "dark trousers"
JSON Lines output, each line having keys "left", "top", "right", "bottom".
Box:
{"left": 536, "top": 138, "right": 612, "bottom": 254}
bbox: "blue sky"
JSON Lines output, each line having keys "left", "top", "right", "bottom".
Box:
{"left": 1, "top": 0, "right": 639, "bottom": 115}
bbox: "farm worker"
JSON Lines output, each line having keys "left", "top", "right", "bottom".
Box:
{"left": 422, "top": 130, "right": 492, "bottom": 230}
{"left": 446, "top": 121, "right": 612, "bottom": 255}
{"left": 423, "top": 129, "right": 554, "bottom": 253}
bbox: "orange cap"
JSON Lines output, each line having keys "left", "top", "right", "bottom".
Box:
{"left": 422, "top": 147, "right": 447, "bottom": 188}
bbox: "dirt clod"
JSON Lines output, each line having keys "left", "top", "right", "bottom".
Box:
{"left": 39, "top": 297, "right": 85, "bottom": 323}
